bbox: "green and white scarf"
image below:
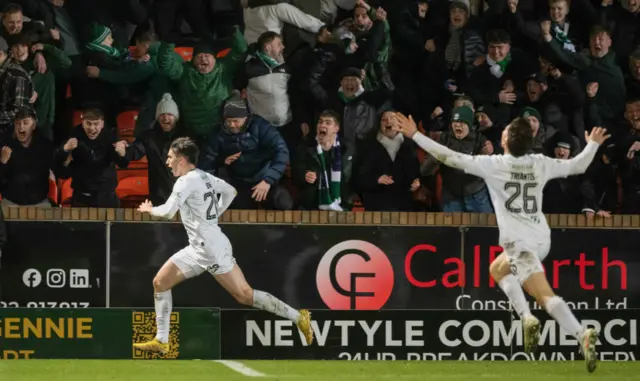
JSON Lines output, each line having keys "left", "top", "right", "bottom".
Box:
{"left": 487, "top": 52, "right": 512, "bottom": 78}
{"left": 85, "top": 23, "right": 127, "bottom": 58}
{"left": 552, "top": 23, "right": 575, "bottom": 52}
{"left": 316, "top": 136, "right": 342, "bottom": 211}
{"left": 255, "top": 51, "right": 280, "bottom": 68}
{"left": 338, "top": 85, "right": 365, "bottom": 103}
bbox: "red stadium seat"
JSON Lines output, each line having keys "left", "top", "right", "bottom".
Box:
{"left": 216, "top": 48, "right": 231, "bottom": 58}
{"left": 116, "top": 176, "right": 149, "bottom": 199}
{"left": 117, "top": 110, "right": 138, "bottom": 139}
{"left": 72, "top": 110, "right": 82, "bottom": 127}
{"left": 117, "top": 168, "right": 147, "bottom": 182}
{"left": 59, "top": 178, "right": 73, "bottom": 206}
{"left": 174, "top": 47, "right": 194, "bottom": 61}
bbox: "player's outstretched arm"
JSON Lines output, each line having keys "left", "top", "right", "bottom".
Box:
{"left": 545, "top": 127, "right": 610, "bottom": 180}
{"left": 138, "top": 178, "right": 189, "bottom": 219}
{"left": 213, "top": 176, "right": 237, "bottom": 216}
{"left": 393, "top": 113, "right": 478, "bottom": 173}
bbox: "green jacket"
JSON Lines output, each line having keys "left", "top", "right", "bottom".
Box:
{"left": 98, "top": 43, "right": 179, "bottom": 134}
{"left": 158, "top": 28, "right": 248, "bottom": 139}
{"left": 361, "top": 8, "right": 391, "bottom": 91}
{"left": 547, "top": 39, "right": 625, "bottom": 123}
{"left": 21, "top": 44, "right": 71, "bottom": 137}
{"left": 292, "top": 140, "right": 355, "bottom": 210}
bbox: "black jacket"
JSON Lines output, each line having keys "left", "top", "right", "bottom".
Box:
{"left": 0, "top": 134, "right": 52, "bottom": 205}
{"left": 356, "top": 136, "right": 420, "bottom": 211}
{"left": 54, "top": 125, "right": 127, "bottom": 195}
{"left": 124, "top": 123, "right": 184, "bottom": 205}
{"left": 431, "top": 130, "right": 489, "bottom": 198}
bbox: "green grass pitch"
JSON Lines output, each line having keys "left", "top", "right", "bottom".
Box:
{"left": 2, "top": 360, "right": 638, "bottom": 381}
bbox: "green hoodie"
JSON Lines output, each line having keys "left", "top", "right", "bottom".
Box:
{"left": 158, "top": 27, "right": 248, "bottom": 139}
{"left": 98, "top": 42, "right": 180, "bottom": 133}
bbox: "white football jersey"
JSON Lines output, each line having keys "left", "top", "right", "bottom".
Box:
{"left": 414, "top": 133, "right": 600, "bottom": 246}
{"left": 151, "top": 169, "right": 237, "bottom": 244}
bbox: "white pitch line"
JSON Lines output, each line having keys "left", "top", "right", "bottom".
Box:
{"left": 214, "top": 360, "right": 267, "bottom": 377}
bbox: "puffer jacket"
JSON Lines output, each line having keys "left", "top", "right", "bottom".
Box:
{"left": 198, "top": 115, "right": 289, "bottom": 185}
{"left": 158, "top": 27, "right": 248, "bottom": 139}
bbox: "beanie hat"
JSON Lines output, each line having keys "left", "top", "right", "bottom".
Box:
{"left": 193, "top": 41, "right": 216, "bottom": 57}
{"left": 476, "top": 104, "right": 497, "bottom": 122}
{"left": 156, "top": 93, "right": 179, "bottom": 120}
{"left": 88, "top": 23, "right": 111, "bottom": 45}
{"left": 223, "top": 90, "right": 249, "bottom": 118}
{"left": 554, "top": 131, "right": 573, "bottom": 150}
{"left": 522, "top": 106, "right": 543, "bottom": 124}
{"left": 450, "top": 0, "right": 470, "bottom": 13}
{"left": 451, "top": 106, "right": 474, "bottom": 128}
{"left": 527, "top": 72, "right": 548, "bottom": 86}
{"left": 341, "top": 67, "right": 362, "bottom": 81}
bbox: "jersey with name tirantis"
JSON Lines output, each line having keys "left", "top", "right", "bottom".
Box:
{"left": 151, "top": 169, "right": 236, "bottom": 244}
{"left": 412, "top": 133, "right": 600, "bottom": 247}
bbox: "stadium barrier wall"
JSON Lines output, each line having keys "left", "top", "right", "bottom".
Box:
{"left": 0, "top": 207, "right": 638, "bottom": 360}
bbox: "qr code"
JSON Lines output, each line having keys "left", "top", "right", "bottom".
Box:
{"left": 131, "top": 311, "right": 180, "bottom": 359}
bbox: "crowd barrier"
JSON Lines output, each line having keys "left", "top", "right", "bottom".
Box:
{"left": 0, "top": 207, "right": 638, "bottom": 360}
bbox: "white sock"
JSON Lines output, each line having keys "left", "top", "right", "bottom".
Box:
{"left": 545, "top": 296, "right": 583, "bottom": 339}
{"left": 154, "top": 290, "right": 172, "bottom": 343}
{"left": 252, "top": 289, "right": 301, "bottom": 322}
{"left": 498, "top": 274, "right": 532, "bottom": 318}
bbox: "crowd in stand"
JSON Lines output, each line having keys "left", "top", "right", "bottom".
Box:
{"left": 0, "top": 0, "right": 638, "bottom": 216}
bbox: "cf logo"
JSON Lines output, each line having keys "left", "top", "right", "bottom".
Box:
{"left": 316, "top": 240, "right": 394, "bottom": 310}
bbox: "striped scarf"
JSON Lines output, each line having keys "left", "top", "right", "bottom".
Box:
{"left": 316, "top": 136, "right": 342, "bottom": 211}
{"left": 552, "top": 23, "right": 575, "bottom": 52}
{"left": 445, "top": 27, "right": 463, "bottom": 71}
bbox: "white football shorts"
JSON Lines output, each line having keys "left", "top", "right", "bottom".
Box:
{"left": 170, "top": 232, "right": 236, "bottom": 278}
{"left": 503, "top": 239, "right": 551, "bottom": 284}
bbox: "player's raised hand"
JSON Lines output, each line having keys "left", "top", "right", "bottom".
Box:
{"left": 585, "top": 127, "right": 610, "bottom": 145}
{"left": 137, "top": 199, "right": 153, "bottom": 213}
{"left": 393, "top": 113, "right": 419, "bottom": 138}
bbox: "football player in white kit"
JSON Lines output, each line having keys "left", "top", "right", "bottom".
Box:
{"left": 393, "top": 113, "right": 609, "bottom": 373}
{"left": 134, "top": 137, "right": 313, "bottom": 354}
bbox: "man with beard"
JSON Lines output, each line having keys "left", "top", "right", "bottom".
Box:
{"left": 158, "top": 26, "right": 248, "bottom": 143}
{"left": 421, "top": 106, "right": 494, "bottom": 213}
{"left": 119, "top": 94, "right": 184, "bottom": 205}
{"left": 199, "top": 92, "right": 293, "bottom": 210}
{"left": 0, "top": 107, "right": 53, "bottom": 207}
{"left": 54, "top": 107, "right": 128, "bottom": 207}
{"left": 293, "top": 109, "right": 355, "bottom": 211}
{"left": 542, "top": 21, "right": 625, "bottom": 129}
{"left": 244, "top": 31, "right": 299, "bottom": 152}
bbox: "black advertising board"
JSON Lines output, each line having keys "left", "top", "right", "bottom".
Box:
{"left": 464, "top": 227, "right": 640, "bottom": 310}
{"left": 0, "top": 222, "right": 106, "bottom": 308}
{"left": 220, "top": 309, "right": 639, "bottom": 361}
{"left": 108, "top": 223, "right": 463, "bottom": 309}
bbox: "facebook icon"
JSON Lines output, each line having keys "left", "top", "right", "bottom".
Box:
{"left": 22, "top": 269, "right": 42, "bottom": 287}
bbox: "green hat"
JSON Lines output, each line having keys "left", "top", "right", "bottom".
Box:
{"left": 522, "top": 106, "right": 542, "bottom": 123}
{"left": 88, "top": 23, "right": 111, "bottom": 45}
{"left": 451, "top": 106, "right": 474, "bottom": 128}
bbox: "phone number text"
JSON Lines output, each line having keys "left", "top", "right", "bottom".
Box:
{"left": 0, "top": 301, "right": 90, "bottom": 308}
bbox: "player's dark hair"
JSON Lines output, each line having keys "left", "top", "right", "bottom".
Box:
{"left": 171, "top": 137, "right": 199, "bottom": 166}
{"left": 506, "top": 117, "right": 534, "bottom": 157}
